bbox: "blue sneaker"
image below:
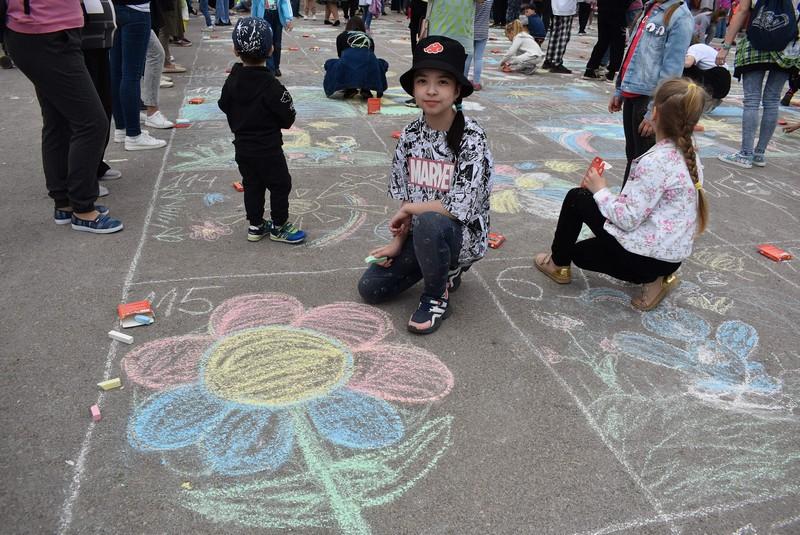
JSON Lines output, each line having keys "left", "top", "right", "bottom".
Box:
{"left": 247, "top": 220, "right": 270, "bottom": 242}
{"left": 54, "top": 205, "right": 109, "bottom": 225}
{"left": 752, "top": 154, "right": 766, "bottom": 167}
{"left": 269, "top": 221, "right": 305, "bottom": 244}
{"left": 407, "top": 293, "right": 451, "bottom": 334}
{"left": 71, "top": 213, "right": 123, "bottom": 234}
{"left": 717, "top": 152, "right": 753, "bottom": 169}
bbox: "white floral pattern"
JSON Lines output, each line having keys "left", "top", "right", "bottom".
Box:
{"left": 593, "top": 139, "right": 702, "bottom": 262}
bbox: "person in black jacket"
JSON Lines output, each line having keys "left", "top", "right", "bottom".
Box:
{"left": 218, "top": 17, "right": 306, "bottom": 244}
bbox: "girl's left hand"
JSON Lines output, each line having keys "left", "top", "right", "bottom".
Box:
{"left": 582, "top": 167, "right": 607, "bottom": 193}
{"left": 389, "top": 209, "right": 411, "bottom": 236}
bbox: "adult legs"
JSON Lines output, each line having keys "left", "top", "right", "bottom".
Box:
{"left": 577, "top": 1, "right": 591, "bottom": 32}
{"left": 83, "top": 47, "right": 113, "bottom": 179}
{"left": 545, "top": 15, "right": 573, "bottom": 67}
{"left": 199, "top": 0, "right": 213, "bottom": 26}
{"left": 506, "top": 0, "right": 521, "bottom": 26}
{"left": 470, "top": 38, "right": 487, "bottom": 83}
{"left": 493, "top": 0, "right": 508, "bottom": 26}
{"left": 216, "top": 0, "right": 231, "bottom": 23}
{"left": 266, "top": 9, "right": 283, "bottom": 71}
{"left": 739, "top": 69, "right": 766, "bottom": 158}
{"left": 111, "top": 6, "right": 151, "bottom": 137}
{"left": 142, "top": 30, "right": 165, "bottom": 109}
{"left": 5, "top": 29, "right": 106, "bottom": 213}
{"left": 586, "top": 19, "right": 612, "bottom": 71}
{"left": 364, "top": 9, "right": 373, "bottom": 28}
{"left": 754, "top": 70, "right": 790, "bottom": 156}
{"left": 622, "top": 95, "right": 654, "bottom": 187}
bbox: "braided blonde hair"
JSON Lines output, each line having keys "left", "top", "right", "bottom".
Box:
{"left": 653, "top": 78, "right": 709, "bottom": 235}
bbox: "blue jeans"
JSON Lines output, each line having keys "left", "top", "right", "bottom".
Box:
{"left": 740, "top": 69, "right": 790, "bottom": 157}
{"left": 216, "top": 0, "right": 230, "bottom": 23}
{"left": 199, "top": 0, "right": 213, "bottom": 26}
{"left": 364, "top": 9, "right": 373, "bottom": 28}
{"left": 464, "top": 38, "right": 487, "bottom": 83}
{"left": 265, "top": 9, "right": 283, "bottom": 71}
{"left": 358, "top": 212, "right": 464, "bottom": 303}
{"left": 110, "top": 5, "right": 151, "bottom": 137}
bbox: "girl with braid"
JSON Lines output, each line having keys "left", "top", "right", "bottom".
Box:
{"left": 534, "top": 78, "right": 709, "bottom": 311}
{"left": 358, "top": 36, "right": 493, "bottom": 334}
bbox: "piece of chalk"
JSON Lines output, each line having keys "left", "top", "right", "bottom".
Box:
{"left": 97, "top": 378, "right": 122, "bottom": 390}
{"left": 365, "top": 255, "right": 388, "bottom": 264}
{"left": 176, "top": 118, "right": 190, "bottom": 124}
{"left": 90, "top": 404, "right": 101, "bottom": 422}
{"left": 108, "top": 330, "right": 133, "bottom": 344}
{"left": 134, "top": 314, "right": 154, "bottom": 325}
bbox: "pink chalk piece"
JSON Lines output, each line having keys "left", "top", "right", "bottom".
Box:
{"left": 90, "top": 404, "right": 101, "bottom": 422}
{"left": 210, "top": 293, "right": 305, "bottom": 336}
{"left": 348, "top": 343, "right": 454, "bottom": 403}
{"left": 291, "top": 302, "right": 393, "bottom": 351}
{"left": 122, "top": 334, "right": 212, "bottom": 390}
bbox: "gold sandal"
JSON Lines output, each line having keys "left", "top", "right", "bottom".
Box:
{"left": 534, "top": 252, "right": 571, "bottom": 284}
{"left": 632, "top": 274, "right": 679, "bottom": 311}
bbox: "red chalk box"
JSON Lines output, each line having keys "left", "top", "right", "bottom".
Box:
{"left": 232, "top": 181, "right": 245, "bottom": 192}
{"left": 757, "top": 244, "right": 792, "bottom": 262}
{"left": 188, "top": 97, "right": 205, "bottom": 104}
{"left": 488, "top": 232, "right": 506, "bottom": 249}
{"left": 118, "top": 299, "right": 154, "bottom": 329}
{"left": 391, "top": 130, "right": 402, "bottom": 139}
{"left": 367, "top": 98, "right": 381, "bottom": 114}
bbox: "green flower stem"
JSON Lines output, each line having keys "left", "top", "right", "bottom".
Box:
{"left": 291, "top": 409, "right": 371, "bottom": 535}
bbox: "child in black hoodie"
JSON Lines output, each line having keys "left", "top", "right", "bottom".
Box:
{"left": 218, "top": 17, "right": 306, "bottom": 244}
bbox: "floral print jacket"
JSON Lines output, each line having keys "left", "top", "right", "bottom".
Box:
{"left": 389, "top": 116, "right": 494, "bottom": 265}
{"left": 593, "top": 139, "right": 701, "bottom": 262}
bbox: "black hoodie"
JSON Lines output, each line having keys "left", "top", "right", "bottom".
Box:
{"left": 218, "top": 63, "right": 296, "bottom": 157}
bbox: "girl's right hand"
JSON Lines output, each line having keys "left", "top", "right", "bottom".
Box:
{"left": 715, "top": 48, "right": 729, "bottom": 66}
{"left": 368, "top": 242, "right": 402, "bottom": 268}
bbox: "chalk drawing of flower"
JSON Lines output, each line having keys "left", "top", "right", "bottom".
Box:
{"left": 188, "top": 220, "right": 233, "bottom": 241}
{"left": 123, "top": 293, "right": 454, "bottom": 533}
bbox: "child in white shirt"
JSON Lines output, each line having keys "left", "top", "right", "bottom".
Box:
{"left": 500, "top": 20, "right": 543, "bottom": 75}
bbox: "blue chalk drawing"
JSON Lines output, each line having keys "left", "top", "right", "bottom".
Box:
{"left": 306, "top": 389, "right": 404, "bottom": 449}
{"left": 203, "top": 193, "right": 226, "bottom": 207}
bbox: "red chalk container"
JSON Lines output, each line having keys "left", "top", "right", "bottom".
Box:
{"left": 391, "top": 130, "right": 402, "bottom": 139}
{"left": 367, "top": 98, "right": 381, "bottom": 114}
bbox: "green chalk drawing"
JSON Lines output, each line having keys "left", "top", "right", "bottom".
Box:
{"left": 181, "top": 415, "right": 453, "bottom": 532}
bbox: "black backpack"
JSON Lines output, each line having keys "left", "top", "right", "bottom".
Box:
{"left": 747, "top": 0, "right": 799, "bottom": 51}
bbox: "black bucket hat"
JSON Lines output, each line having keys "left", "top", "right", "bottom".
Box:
{"left": 399, "top": 36, "right": 474, "bottom": 100}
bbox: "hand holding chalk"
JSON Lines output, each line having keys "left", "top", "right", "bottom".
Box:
{"left": 365, "top": 255, "right": 389, "bottom": 264}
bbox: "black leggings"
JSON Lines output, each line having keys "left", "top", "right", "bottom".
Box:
{"left": 622, "top": 95, "right": 655, "bottom": 188}
{"left": 550, "top": 188, "right": 680, "bottom": 284}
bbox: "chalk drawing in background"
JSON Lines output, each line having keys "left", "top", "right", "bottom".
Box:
{"left": 494, "top": 266, "right": 800, "bottom": 512}
{"left": 123, "top": 293, "right": 454, "bottom": 534}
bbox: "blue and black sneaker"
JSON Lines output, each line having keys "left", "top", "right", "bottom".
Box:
{"left": 248, "top": 220, "right": 270, "bottom": 242}
{"left": 407, "top": 293, "right": 451, "bottom": 335}
{"left": 55, "top": 205, "right": 109, "bottom": 225}
{"left": 70, "top": 213, "right": 123, "bottom": 234}
{"left": 270, "top": 221, "right": 306, "bottom": 244}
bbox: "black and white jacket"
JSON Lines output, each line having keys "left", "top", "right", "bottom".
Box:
{"left": 389, "top": 115, "right": 494, "bottom": 266}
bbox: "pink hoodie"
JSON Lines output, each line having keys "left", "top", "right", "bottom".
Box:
{"left": 6, "top": 0, "right": 85, "bottom": 34}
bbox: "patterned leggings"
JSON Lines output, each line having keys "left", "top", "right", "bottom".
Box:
{"left": 545, "top": 14, "right": 574, "bottom": 66}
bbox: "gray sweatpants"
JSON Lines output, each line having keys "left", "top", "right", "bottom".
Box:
{"left": 142, "top": 30, "right": 164, "bottom": 107}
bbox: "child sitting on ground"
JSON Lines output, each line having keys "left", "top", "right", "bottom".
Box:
{"left": 501, "top": 20, "right": 543, "bottom": 75}
{"left": 521, "top": 4, "right": 546, "bottom": 45}
{"left": 325, "top": 16, "right": 388, "bottom": 99}
{"left": 218, "top": 17, "right": 306, "bottom": 244}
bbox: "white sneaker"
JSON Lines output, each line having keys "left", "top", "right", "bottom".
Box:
{"left": 113, "top": 128, "right": 126, "bottom": 142}
{"left": 162, "top": 75, "right": 173, "bottom": 82}
{"left": 160, "top": 77, "right": 174, "bottom": 88}
{"left": 139, "top": 111, "right": 148, "bottom": 123}
{"left": 312, "top": 14, "right": 317, "bottom": 19}
{"left": 201, "top": 25, "right": 214, "bottom": 32}
{"left": 100, "top": 168, "right": 122, "bottom": 181}
{"left": 98, "top": 184, "right": 110, "bottom": 197}
{"left": 144, "top": 110, "right": 174, "bottom": 129}
{"left": 125, "top": 131, "right": 167, "bottom": 151}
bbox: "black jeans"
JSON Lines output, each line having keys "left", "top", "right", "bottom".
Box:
{"left": 577, "top": 1, "right": 591, "bottom": 32}
{"left": 343, "top": 0, "right": 358, "bottom": 18}
{"left": 83, "top": 47, "right": 113, "bottom": 179}
{"left": 6, "top": 29, "right": 105, "bottom": 212}
{"left": 359, "top": 212, "right": 463, "bottom": 303}
{"left": 683, "top": 65, "right": 731, "bottom": 100}
{"left": 622, "top": 94, "right": 655, "bottom": 188}
{"left": 235, "top": 152, "right": 292, "bottom": 226}
{"left": 551, "top": 188, "right": 680, "bottom": 284}
{"left": 586, "top": 19, "right": 625, "bottom": 75}
{"left": 493, "top": 0, "right": 508, "bottom": 25}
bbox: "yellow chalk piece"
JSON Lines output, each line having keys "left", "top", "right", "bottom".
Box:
{"left": 97, "top": 378, "right": 122, "bottom": 390}
{"left": 181, "top": 482, "right": 193, "bottom": 490}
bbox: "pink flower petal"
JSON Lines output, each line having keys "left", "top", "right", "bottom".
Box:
{"left": 292, "top": 302, "right": 393, "bottom": 351}
{"left": 122, "top": 335, "right": 213, "bottom": 389}
{"left": 347, "top": 344, "right": 454, "bottom": 403}
{"left": 210, "top": 293, "right": 304, "bottom": 336}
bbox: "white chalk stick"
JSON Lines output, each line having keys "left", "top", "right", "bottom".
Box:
{"left": 108, "top": 330, "right": 133, "bottom": 344}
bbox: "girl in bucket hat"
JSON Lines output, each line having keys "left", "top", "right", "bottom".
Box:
{"left": 358, "top": 36, "right": 494, "bottom": 335}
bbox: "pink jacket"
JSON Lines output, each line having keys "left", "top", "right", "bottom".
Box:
{"left": 6, "top": 0, "right": 84, "bottom": 34}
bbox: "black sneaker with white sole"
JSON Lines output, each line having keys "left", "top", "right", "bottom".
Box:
{"left": 407, "top": 294, "right": 451, "bottom": 334}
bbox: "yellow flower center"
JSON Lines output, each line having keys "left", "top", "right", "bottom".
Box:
{"left": 203, "top": 326, "right": 351, "bottom": 407}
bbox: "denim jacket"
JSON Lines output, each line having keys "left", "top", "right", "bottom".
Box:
{"left": 252, "top": 0, "right": 294, "bottom": 27}
{"left": 615, "top": 0, "right": 693, "bottom": 99}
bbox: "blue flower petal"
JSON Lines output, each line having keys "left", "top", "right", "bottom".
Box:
{"left": 202, "top": 406, "right": 293, "bottom": 476}
{"left": 307, "top": 389, "right": 403, "bottom": 449}
{"left": 128, "top": 384, "right": 227, "bottom": 451}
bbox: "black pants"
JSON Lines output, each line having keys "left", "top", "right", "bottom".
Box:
{"left": 343, "top": 0, "right": 358, "bottom": 18}
{"left": 683, "top": 65, "right": 731, "bottom": 100}
{"left": 551, "top": 188, "right": 680, "bottom": 284}
{"left": 622, "top": 95, "right": 655, "bottom": 188}
{"left": 359, "top": 212, "right": 463, "bottom": 303}
{"left": 409, "top": 0, "right": 426, "bottom": 52}
{"left": 586, "top": 19, "right": 625, "bottom": 75}
{"left": 493, "top": 0, "right": 508, "bottom": 25}
{"left": 577, "top": 1, "right": 591, "bottom": 32}
{"left": 235, "top": 152, "right": 292, "bottom": 226}
{"left": 83, "top": 47, "right": 113, "bottom": 179}
{"left": 6, "top": 29, "right": 106, "bottom": 212}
